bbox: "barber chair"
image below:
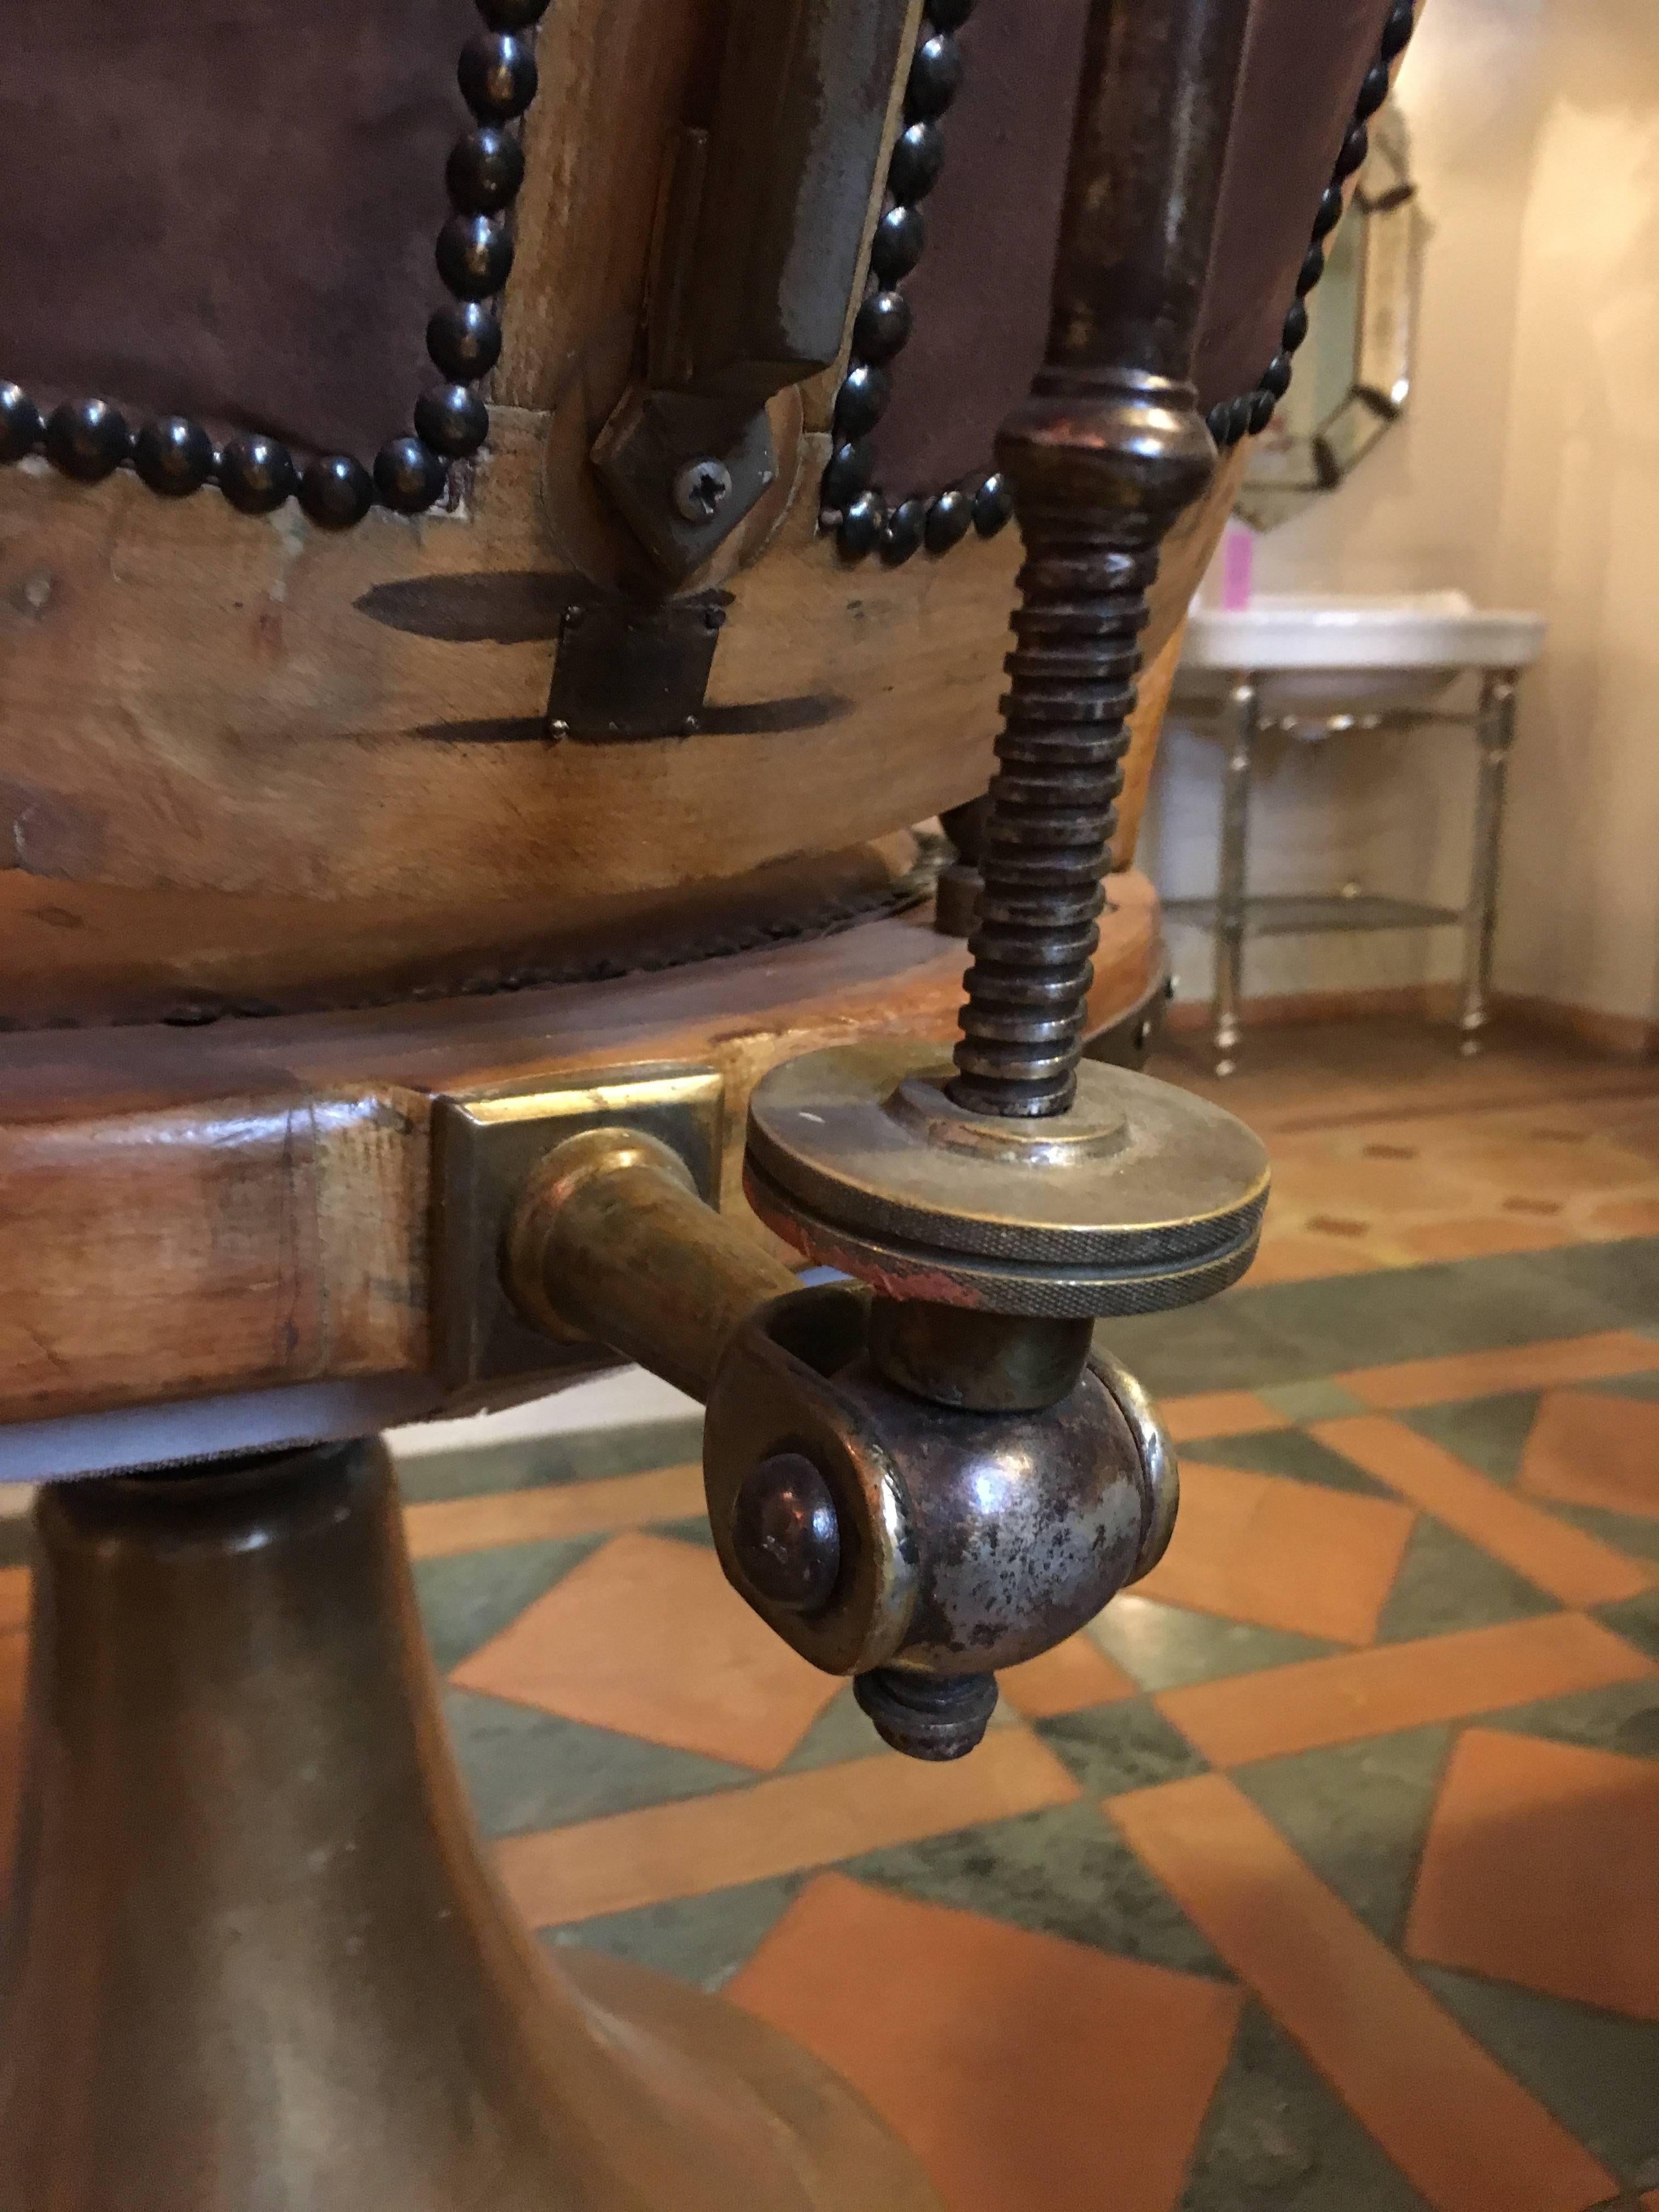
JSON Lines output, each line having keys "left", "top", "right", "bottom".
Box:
{"left": 0, "top": 0, "right": 1414, "bottom": 2202}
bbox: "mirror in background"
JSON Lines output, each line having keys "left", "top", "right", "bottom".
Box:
{"left": 1237, "top": 106, "right": 1428, "bottom": 531}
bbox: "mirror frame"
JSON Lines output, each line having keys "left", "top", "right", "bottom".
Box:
{"left": 1236, "top": 106, "right": 1429, "bottom": 530}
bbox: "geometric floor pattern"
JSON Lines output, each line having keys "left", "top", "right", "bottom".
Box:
{"left": 1160, "top": 1018, "right": 1659, "bottom": 1290}
{"left": 380, "top": 1205, "right": 1659, "bottom": 2212}
{"left": 0, "top": 1029, "right": 1652, "bottom": 2209}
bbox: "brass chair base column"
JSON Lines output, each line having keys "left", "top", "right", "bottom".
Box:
{"left": 0, "top": 1441, "right": 938, "bottom": 2212}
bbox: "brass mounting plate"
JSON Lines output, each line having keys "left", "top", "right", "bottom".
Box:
{"left": 433, "top": 1064, "right": 726, "bottom": 1394}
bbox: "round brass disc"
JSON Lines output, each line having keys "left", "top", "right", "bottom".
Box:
{"left": 745, "top": 1042, "right": 1270, "bottom": 1318}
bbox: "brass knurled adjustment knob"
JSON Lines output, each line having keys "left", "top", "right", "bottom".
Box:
{"left": 742, "top": 1041, "right": 1269, "bottom": 1316}
{"left": 702, "top": 1040, "right": 1270, "bottom": 1758}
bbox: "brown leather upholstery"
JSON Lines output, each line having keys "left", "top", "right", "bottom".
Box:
{"left": 868, "top": 0, "right": 1397, "bottom": 498}
{"left": 1196, "top": 0, "right": 1397, "bottom": 407}
{"left": 1, "top": 0, "right": 474, "bottom": 456}
{"left": 5, "top": 0, "right": 1390, "bottom": 484}
{"left": 865, "top": 0, "right": 1094, "bottom": 505}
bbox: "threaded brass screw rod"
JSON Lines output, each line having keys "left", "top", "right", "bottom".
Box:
{"left": 949, "top": 0, "right": 1252, "bottom": 1118}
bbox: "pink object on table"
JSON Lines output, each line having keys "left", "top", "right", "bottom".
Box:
{"left": 1219, "top": 522, "right": 1254, "bottom": 611}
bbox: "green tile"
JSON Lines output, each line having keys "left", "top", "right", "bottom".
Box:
{"left": 1257, "top": 1379, "right": 1372, "bottom": 1422}
{"left": 1542, "top": 1498, "right": 1659, "bottom": 1568}
{"left": 848, "top": 1801, "right": 1232, "bottom": 1981}
{"left": 1585, "top": 1371, "right": 1659, "bottom": 1402}
{"left": 1400, "top": 1392, "right": 1540, "bottom": 1485}
{"left": 1595, "top": 1591, "right": 1659, "bottom": 1665}
{"left": 396, "top": 1414, "right": 704, "bottom": 1504}
{"left": 441, "top": 1685, "right": 748, "bottom": 1838}
{"left": 1415, "top": 1965, "right": 1659, "bottom": 2188}
{"left": 1103, "top": 1239, "right": 1659, "bottom": 1397}
{"left": 1375, "top": 1519, "right": 1556, "bottom": 1645}
{"left": 1486, "top": 1686, "right": 1659, "bottom": 1764}
{"left": 412, "top": 1533, "right": 602, "bottom": 1673}
{"left": 778, "top": 1684, "right": 893, "bottom": 1774}
{"left": 543, "top": 1875, "right": 805, "bottom": 1992}
{"left": 1188, "top": 1426, "right": 1396, "bottom": 1500}
{"left": 1035, "top": 1698, "right": 1208, "bottom": 1796}
{"left": 1180, "top": 2000, "right": 1430, "bottom": 2211}
{"left": 1090, "top": 1594, "right": 1336, "bottom": 1692}
{"left": 1096, "top": 1304, "right": 1298, "bottom": 1398}
{"left": 656, "top": 1513, "right": 715, "bottom": 1549}
{"left": 1232, "top": 1725, "right": 1453, "bottom": 1946}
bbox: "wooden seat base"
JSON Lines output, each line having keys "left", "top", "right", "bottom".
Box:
{"left": 0, "top": 883, "right": 1164, "bottom": 1471}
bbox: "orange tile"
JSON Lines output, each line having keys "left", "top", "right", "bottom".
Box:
{"left": 1111, "top": 1774, "right": 1617, "bottom": 2212}
{"left": 1235, "top": 1234, "right": 1387, "bottom": 1286}
{"left": 495, "top": 1728, "right": 1079, "bottom": 1928}
{"left": 452, "top": 1530, "right": 841, "bottom": 1771}
{"left": 1268, "top": 1154, "right": 1468, "bottom": 1217}
{"left": 999, "top": 1633, "right": 1139, "bottom": 1720}
{"left": 1592, "top": 1195, "right": 1659, "bottom": 1237}
{"left": 1156, "top": 1613, "right": 1654, "bottom": 1769}
{"left": 403, "top": 1463, "right": 704, "bottom": 1559}
{"left": 730, "top": 1872, "right": 1241, "bottom": 2212}
{"left": 1336, "top": 1329, "right": 1658, "bottom": 1411}
{"left": 1440, "top": 1135, "right": 1655, "bottom": 1194}
{"left": 0, "top": 1568, "right": 28, "bottom": 1637}
{"left": 1518, "top": 1389, "right": 1659, "bottom": 1521}
{"left": 1407, "top": 1729, "right": 1659, "bottom": 2022}
{"left": 1641, "top": 2193, "right": 1659, "bottom": 2211}
{"left": 1135, "top": 1459, "right": 1415, "bottom": 1646}
{"left": 1398, "top": 1216, "right": 1578, "bottom": 1264}
{"left": 1157, "top": 1391, "right": 1290, "bottom": 1444}
{"left": 1312, "top": 1415, "right": 1651, "bottom": 1606}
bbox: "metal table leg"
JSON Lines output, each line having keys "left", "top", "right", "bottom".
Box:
{"left": 1212, "top": 676, "right": 1259, "bottom": 1076}
{"left": 1459, "top": 670, "right": 1518, "bottom": 1057}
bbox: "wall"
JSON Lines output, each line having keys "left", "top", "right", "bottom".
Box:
{"left": 1143, "top": 0, "right": 1659, "bottom": 1034}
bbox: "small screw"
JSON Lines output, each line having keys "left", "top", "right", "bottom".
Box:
{"left": 673, "top": 457, "right": 733, "bottom": 524}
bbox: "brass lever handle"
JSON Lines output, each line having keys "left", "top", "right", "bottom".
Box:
{"left": 504, "top": 1126, "right": 795, "bottom": 1403}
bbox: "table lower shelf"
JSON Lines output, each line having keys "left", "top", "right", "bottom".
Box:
{"left": 1164, "top": 892, "right": 1465, "bottom": 938}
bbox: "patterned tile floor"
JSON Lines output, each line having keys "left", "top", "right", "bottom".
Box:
{"left": 1156, "top": 1017, "right": 1659, "bottom": 1289}
{"left": 4, "top": 1023, "right": 1658, "bottom": 2209}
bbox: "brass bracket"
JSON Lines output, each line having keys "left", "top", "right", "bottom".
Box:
{"left": 432, "top": 1064, "right": 725, "bottom": 1393}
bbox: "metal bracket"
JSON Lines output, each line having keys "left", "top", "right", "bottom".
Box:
{"left": 545, "top": 590, "right": 727, "bottom": 741}
{"left": 590, "top": 388, "right": 779, "bottom": 588}
{"left": 588, "top": 0, "right": 913, "bottom": 581}
{"left": 432, "top": 1064, "right": 726, "bottom": 1393}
